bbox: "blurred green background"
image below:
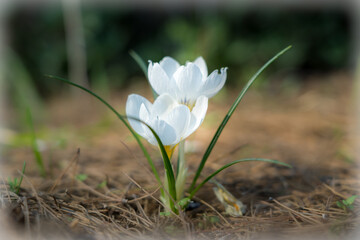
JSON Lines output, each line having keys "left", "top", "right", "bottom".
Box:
{"left": 3, "top": 4, "right": 351, "bottom": 130}
{"left": 6, "top": 6, "right": 351, "bottom": 93}
{"left": 0, "top": 4, "right": 354, "bottom": 177}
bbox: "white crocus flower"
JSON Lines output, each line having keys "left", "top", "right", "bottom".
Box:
{"left": 126, "top": 93, "right": 208, "bottom": 158}
{"left": 148, "top": 56, "right": 227, "bottom": 108}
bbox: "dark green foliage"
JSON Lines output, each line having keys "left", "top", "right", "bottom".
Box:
{"left": 7, "top": 7, "right": 350, "bottom": 97}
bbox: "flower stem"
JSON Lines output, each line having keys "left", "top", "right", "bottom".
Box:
{"left": 176, "top": 141, "right": 185, "bottom": 176}
{"left": 176, "top": 140, "right": 187, "bottom": 201}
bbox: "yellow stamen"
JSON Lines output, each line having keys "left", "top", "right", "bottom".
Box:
{"left": 164, "top": 145, "right": 176, "bottom": 159}
{"left": 186, "top": 103, "right": 195, "bottom": 111}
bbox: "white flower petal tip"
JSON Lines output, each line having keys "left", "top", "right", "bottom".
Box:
{"left": 147, "top": 56, "right": 227, "bottom": 104}
{"left": 184, "top": 95, "right": 208, "bottom": 139}
{"left": 147, "top": 62, "right": 170, "bottom": 96}
{"left": 159, "top": 57, "right": 180, "bottom": 79}
{"left": 126, "top": 94, "right": 152, "bottom": 139}
{"left": 194, "top": 56, "right": 208, "bottom": 78}
{"left": 201, "top": 67, "right": 228, "bottom": 98}
{"left": 126, "top": 93, "right": 207, "bottom": 149}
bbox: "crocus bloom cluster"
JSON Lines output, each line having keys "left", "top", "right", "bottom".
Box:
{"left": 148, "top": 56, "right": 227, "bottom": 108}
{"left": 126, "top": 56, "right": 227, "bottom": 151}
{"left": 126, "top": 93, "right": 207, "bottom": 147}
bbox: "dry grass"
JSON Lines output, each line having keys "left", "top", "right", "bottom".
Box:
{"left": 1, "top": 163, "right": 359, "bottom": 239}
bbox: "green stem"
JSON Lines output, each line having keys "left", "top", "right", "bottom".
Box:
{"left": 176, "top": 141, "right": 187, "bottom": 201}
{"left": 176, "top": 141, "right": 185, "bottom": 177}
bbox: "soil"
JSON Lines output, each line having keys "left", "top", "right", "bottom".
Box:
{"left": 0, "top": 72, "right": 359, "bottom": 239}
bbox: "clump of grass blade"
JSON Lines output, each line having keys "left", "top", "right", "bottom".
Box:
{"left": 8, "top": 161, "right": 26, "bottom": 195}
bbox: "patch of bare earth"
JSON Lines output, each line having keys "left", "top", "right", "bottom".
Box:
{"left": 1, "top": 72, "right": 359, "bottom": 239}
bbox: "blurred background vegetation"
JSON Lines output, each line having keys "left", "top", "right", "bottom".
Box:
{"left": 3, "top": 4, "right": 352, "bottom": 129}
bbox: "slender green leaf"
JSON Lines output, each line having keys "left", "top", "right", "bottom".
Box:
{"left": 16, "top": 161, "right": 26, "bottom": 194}
{"left": 137, "top": 118, "right": 177, "bottom": 212}
{"left": 26, "top": 107, "right": 46, "bottom": 177}
{"left": 8, "top": 177, "right": 16, "bottom": 193}
{"left": 47, "top": 75, "right": 178, "bottom": 212}
{"left": 336, "top": 201, "right": 345, "bottom": 210}
{"left": 8, "top": 161, "right": 26, "bottom": 194}
{"left": 189, "top": 46, "right": 292, "bottom": 192}
{"left": 129, "top": 50, "right": 147, "bottom": 76}
{"left": 129, "top": 50, "right": 158, "bottom": 99}
{"left": 45, "top": 75, "right": 162, "bottom": 186}
{"left": 189, "top": 158, "right": 292, "bottom": 199}
{"left": 343, "top": 195, "right": 358, "bottom": 205}
{"left": 130, "top": 116, "right": 177, "bottom": 211}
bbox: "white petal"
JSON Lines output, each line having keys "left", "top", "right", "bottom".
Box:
{"left": 147, "top": 119, "right": 177, "bottom": 146}
{"left": 163, "top": 105, "right": 191, "bottom": 142}
{"left": 159, "top": 56, "right": 180, "bottom": 79}
{"left": 194, "top": 56, "right": 208, "bottom": 80}
{"left": 148, "top": 62, "right": 170, "bottom": 95}
{"left": 201, "top": 67, "right": 227, "bottom": 98}
{"left": 126, "top": 94, "right": 152, "bottom": 138}
{"left": 139, "top": 103, "right": 150, "bottom": 122}
{"left": 173, "top": 63, "right": 204, "bottom": 101}
{"left": 152, "top": 93, "right": 178, "bottom": 117}
{"left": 184, "top": 96, "right": 208, "bottom": 139}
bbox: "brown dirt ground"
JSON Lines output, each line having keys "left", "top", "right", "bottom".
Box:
{"left": 1, "top": 72, "right": 359, "bottom": 239}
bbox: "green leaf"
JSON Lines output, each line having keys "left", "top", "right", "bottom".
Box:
{"left": 337, "top": 195, "right": 358, "bottom": 211}
{"left": 336, "top": 201, "right": 345, "bottom": 210}
{"left": 97, "top": 180, "right": 107, "bottom": 189}
{"left": 118, "top": 115, "right": 178, "bottom": 212}
{"left": 45, "top": 75, "right": 162, "bottom": 187}
{"left": 159, "top": 211, "right": 171, "bottom": 216}
{"left": 142, "top": 121, "right": 177, "bottom": 212}
{"left": 343, "top": 195, "right": 358, "bottom": 205}
{"left": 8, "top": 161, "right": 26, "bottom": 194}
{"left": 189, "top": 45, "right": 292, "bottom": 193}
{"left": 177, "top": 197, "right": 190, "bottom": 208}
{"left": 129, "top": 50, "right": 158, "bottom": 99}
{"left": 129, "top": 50, "right": 147, "bottom": 76}
{"left": 16, "top": 161, "right": 26, "bottom": 194}
{"left": 8, "top": 178, "right": 17, "bottom": 192}
{"left": 47, "top": 75, "right": 178, "bottom": 213}
{"left": 189, "top": 158, "right": 292, "bottom": 199}
{"left": 26, "top": 107, "right": 46, "bottom": 177}
{"left": 76, "top": 174, "right": 88, "bottom": 181}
